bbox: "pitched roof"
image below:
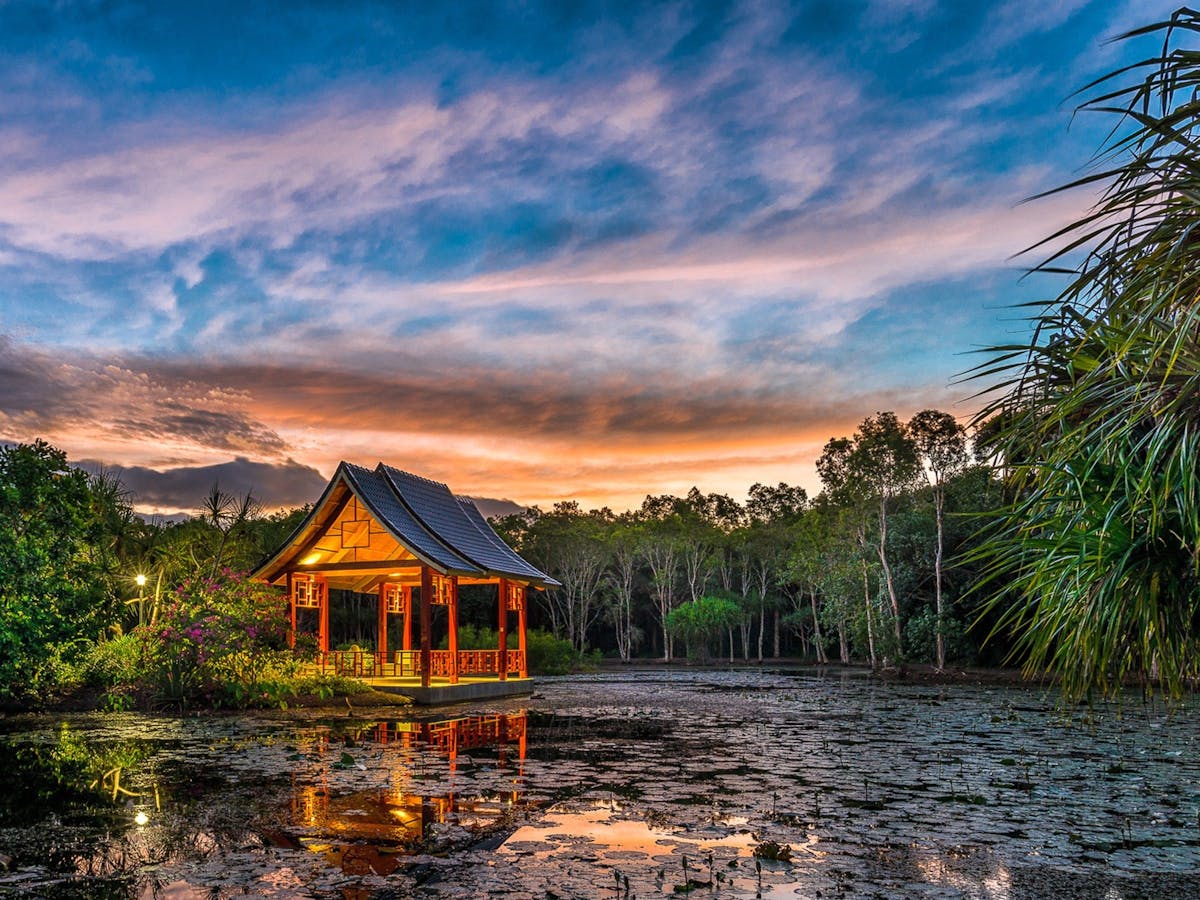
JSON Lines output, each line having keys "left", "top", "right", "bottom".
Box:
{"left": 253, "top": 461, "right": 558, "bottom": 587}
{"left": 342, "top": 463, "right": 479, "bottom": 574}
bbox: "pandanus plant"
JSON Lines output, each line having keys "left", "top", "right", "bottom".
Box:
{"left": 972, "top": 9, "right": 1200, "bottom": 702}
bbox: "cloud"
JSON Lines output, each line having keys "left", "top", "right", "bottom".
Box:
{"left": 0, "top": 330, "right": 965, "bottom": 510}
{"left": 77, "top": 456, "right": 327, "bottom": 513}
{"left": 0, "top": 335, "right": 289, "bottom": 464}
{"left": 466, "top": 497, "right": 528, "bottom": 520}
{"left": 0, "top": 0, "right": 1138, "bottom": 511}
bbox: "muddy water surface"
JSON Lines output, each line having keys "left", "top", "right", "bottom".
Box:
{"left": 2, "top": 669, "right": 1199, "bottom": 898}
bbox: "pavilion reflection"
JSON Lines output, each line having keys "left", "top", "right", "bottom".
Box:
{"left": 280, "top": 712, "right": 528, "bottom": 877}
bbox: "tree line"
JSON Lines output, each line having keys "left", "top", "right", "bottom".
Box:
{"left": 494, "top": 409, "right": 1010, "bottom": 668}
{"left": 1, "top": 407, "right": 1011, "bottom": 703}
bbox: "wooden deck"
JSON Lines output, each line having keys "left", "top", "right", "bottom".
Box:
{"left": 363, "top": 675, "right": 535, "bottom": 705}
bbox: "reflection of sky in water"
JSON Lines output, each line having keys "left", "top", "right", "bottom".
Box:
{"left": 2, "top": 672, "right": 1200, "bottom": 898}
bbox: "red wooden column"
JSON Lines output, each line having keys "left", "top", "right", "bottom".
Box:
{"left": 497, "top": 578, "right": 508, "bottom": 681}
{"left": 517, "top": 585, "right": 528, "bottom": 678}
{"left": 402, "top": 586, "right": 413, "bottom": 651}
{"left": 318, "top": 578, "right": 330, "bottom": 655}
{"left": 419, "top": 566, "right": 433, "bottom": 688}
{"left": 377, "top": 584, "right": 389, "bottom": 657}
{"left": 447, "top": 576, "right": 460, "bottom": 684}
{"left": 287, "top": 572, "right": 297, "bottom": 649}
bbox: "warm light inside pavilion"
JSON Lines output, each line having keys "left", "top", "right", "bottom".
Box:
{"left": 253, "top": 462, "right": 557, "bottom": 689}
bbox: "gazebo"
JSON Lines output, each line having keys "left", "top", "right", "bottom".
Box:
{"left": 253, "top": 462, "right": 557, "bottom": 702}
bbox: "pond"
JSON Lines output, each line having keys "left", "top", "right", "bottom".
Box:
{"left": 1, "top": 669, "right": 1199, "bottom": 898}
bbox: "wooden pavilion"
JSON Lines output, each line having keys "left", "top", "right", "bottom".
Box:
{"left": 253, "top": 462, "right": 557, "bottom": 702}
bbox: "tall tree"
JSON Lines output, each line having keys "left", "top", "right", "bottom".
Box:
{"left": 604, "top": 516, "right": 642, "bottom": 661}
{"left": 909, "top": 409, "right": 969, "bottom": 670}
{"left": 852, "top": 413, "right": 920, "bottom": 650}
{"left": 639, "top": 496, "right": 684, "bottom": 660}
{"left": 517, "top": 502, "right": 611, "bottom": 651}
{"left": 818, "top": 417, "right": 920, "bottom": 656}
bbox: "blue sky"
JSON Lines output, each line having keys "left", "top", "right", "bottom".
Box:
{"left": 0, "top": 0, "right": 1171, "bottom": 513}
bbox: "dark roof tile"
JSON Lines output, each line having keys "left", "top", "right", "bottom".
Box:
{"left": 342, "top": 463, "right": 481, "bottom": 574}
{"left": 378, "top": 464, "right": 554, "bottom": 584}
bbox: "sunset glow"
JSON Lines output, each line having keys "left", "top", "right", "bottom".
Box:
{"left": 0, "top": 1, "right": 1163, "bottom": 515}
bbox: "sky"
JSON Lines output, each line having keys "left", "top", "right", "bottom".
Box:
{"left": 0, "top": 0, "right": 1173, "bottom": 516}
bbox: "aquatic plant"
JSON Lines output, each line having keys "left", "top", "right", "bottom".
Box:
{"left": 752, "top": 839, "right": 793, "bottom": 861}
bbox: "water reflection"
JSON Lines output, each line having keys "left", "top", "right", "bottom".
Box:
{"left": 277, "top": 713, "right": 528, "bottom": 876}
{"left": 4, "top": 673, "right": 1200, "bottom": 898}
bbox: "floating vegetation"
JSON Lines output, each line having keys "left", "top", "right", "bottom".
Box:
{"left": 0, "top": 671, "right": 1199, "bottom": 897}
{"left": 751, "top": 839, "right": 793, "bottom": 861}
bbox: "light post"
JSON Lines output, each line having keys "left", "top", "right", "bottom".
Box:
{"left": 131, "top": 573, "right": 150, "bottom": 627}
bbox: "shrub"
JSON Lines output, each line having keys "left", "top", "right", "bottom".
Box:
{"left": 289, "top": 674, "right": 372, "bottom": 698}
{"left": 437, "top": 623, "right": 512, "bottom": 650}
{"left": 525, "top": 629, "right": 577, "bottom": 675}
{"left": 667, "top": 596, "right": 742, "bottom": 660}
{"left": 903, "top": 607, "right": 973, "bottom": 666}
{"left": 78, "top": 633, "right": 145, "bottom": 688}
{"left": 141, "top": 569, "right": 292, "bottom": 707}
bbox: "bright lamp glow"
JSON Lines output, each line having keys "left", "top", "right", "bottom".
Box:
{"left": 135, "top": 574, "right": 147, "bottom": 588}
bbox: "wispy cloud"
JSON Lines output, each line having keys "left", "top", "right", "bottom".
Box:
{"left": 0, "top": 0, "right": 1157, "bottom": 511}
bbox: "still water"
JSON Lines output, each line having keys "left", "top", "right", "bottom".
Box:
{"left": 1, "top": 669, "right": 1199, "bottom": 898}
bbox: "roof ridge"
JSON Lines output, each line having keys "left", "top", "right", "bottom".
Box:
{"left": 376, "top": 462, "right": 448, "bottom": 490}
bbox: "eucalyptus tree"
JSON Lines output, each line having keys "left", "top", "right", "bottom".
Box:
{"left": 817, "top": 437, "right": 879, "bottom": 662}
{"left": 735, "top": 482, "right": 806, "bottom": 661}
{"left": 973, "top": 10, "right": 1200, "bottom": 700}
{"left": 817, "top": 418, "right": 919, "bottom": 659}
{"left": 679, "top": 487, "right": 740, "bottom": 603}
{"left": 787, "top": 507, "right": 830, "bottom": 663}
{"left": 909, "top": 409, "right": 969, "bottom": 670}
{"left": 746, "top": 482, "right": 808, "bottom": 525}
{"left": 852, "top": 412, "right": 921, "bottom": 649}
{"left": 604, "top": 514, "right": 643, "bottom": 661}
{"left": 814, "top": 504, "right": 869, "bottom": 664}
{"left": 517, "top": 502, "right": 612, "bottom": 651}
{"left": 639, "top": 495, "right": 685, "bottom": 660}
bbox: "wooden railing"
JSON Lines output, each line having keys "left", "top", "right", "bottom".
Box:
{"left": 308, "top": 649, "right": 526, "bottom": 679}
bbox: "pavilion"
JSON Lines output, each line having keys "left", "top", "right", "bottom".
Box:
{"left": 253, "top": 462, "right": 558, "bottom": 703}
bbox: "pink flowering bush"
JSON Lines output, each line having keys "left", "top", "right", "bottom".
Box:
{"left": 141, "top": 569, "right": 291, "bottom": 707}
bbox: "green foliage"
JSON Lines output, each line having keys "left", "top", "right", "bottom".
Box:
{"left": 438, "top": 623, "right": 512, "bottom": 650}
{"left": 141, "top": 569, "right": 292, "bottom": 707}
{"left": 972, "top": 11, "right": 1200, "bottom": 701}
{"left": 667, "top": 595, "right": 742, "bottom": 659}
{"left": 903, "top": 607, "right": 972, "bottom": 666}
{"left": 78, "top": 633, "right": 145, "bottom": 688}
{"left": 0, "top": 441, "right": 122, "bottom": 700}
{"left": 288, "top": 674, "right": 371, "bottom": 698}
{"left": 525, "top": 628, "right": 579, "bottom": 675}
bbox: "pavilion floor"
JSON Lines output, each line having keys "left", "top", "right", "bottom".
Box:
{"left": 361, "top": 675, "right": 535, "bottom": 705}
